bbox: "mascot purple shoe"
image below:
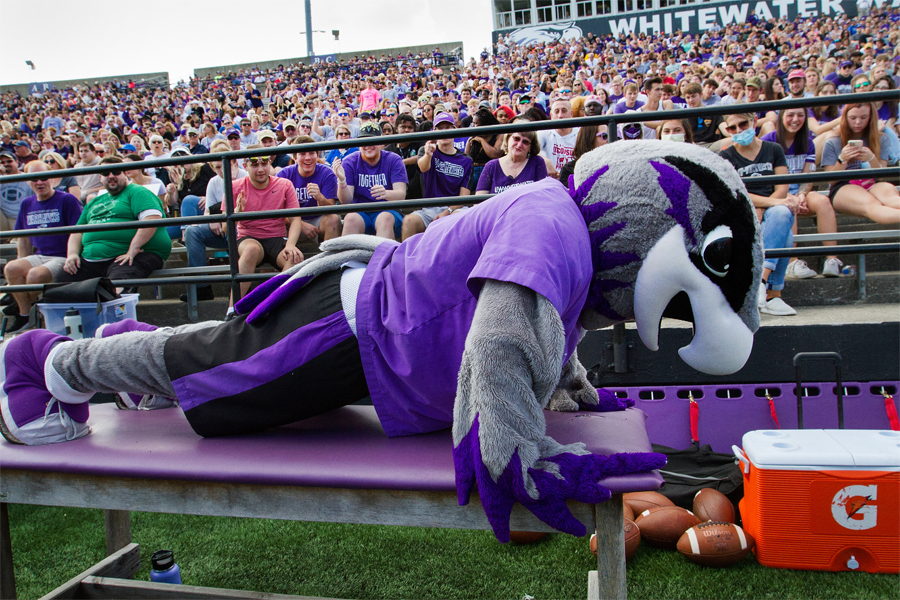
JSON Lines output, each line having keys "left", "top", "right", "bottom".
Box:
{"left": 0, "top": 142, "right": 763, "bottom": 541}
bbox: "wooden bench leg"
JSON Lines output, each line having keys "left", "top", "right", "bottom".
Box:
{"left": 104, "top": 510, "right": 132, "bottom": 556}
{"left": 1, "top": 503, "right": 16, "bottom": 600}
{"left": 588, "top": 494, "right": 625, "bottom": 600}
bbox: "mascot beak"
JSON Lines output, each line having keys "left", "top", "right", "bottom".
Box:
{"left": 634, "top": 227, "right": 754, "bottom": 376}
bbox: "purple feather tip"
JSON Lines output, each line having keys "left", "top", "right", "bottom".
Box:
{"left": 235, "top": 272, "right": 292, "bottom": 315}
{"left": 246, "top": 275, "right": 312, "bottom": 324}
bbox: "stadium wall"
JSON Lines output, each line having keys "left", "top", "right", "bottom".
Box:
{"left": 192, "top": 42, "right": 464, "bottom": 79}
{"left": 0, "top": 72, "right": 170, "bottom": 97}
{"left": 492, "top": 0, "right": 858, "bottom": 42}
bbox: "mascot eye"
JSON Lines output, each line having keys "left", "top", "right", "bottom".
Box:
{"left": 701, "top": 225, "right": 732, "bottom": 277}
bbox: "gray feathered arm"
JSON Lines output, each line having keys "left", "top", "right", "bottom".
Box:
{"left": 452, "top": 280, "right": 664, "bottom": 542}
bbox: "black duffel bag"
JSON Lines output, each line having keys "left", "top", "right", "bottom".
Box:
{"left": 652, "top": 442, "right": 744, "bottom": 520}
{"left": 40, "top": 277, "right": 119, "bottom": 315}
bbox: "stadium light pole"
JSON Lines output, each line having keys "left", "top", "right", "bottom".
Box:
{"left": 304, "top": 0, "right": 314, "bottom": 57}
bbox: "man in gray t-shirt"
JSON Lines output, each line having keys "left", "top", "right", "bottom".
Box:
{"left": 0, "top": 151, "right": 32, "bottom": 230}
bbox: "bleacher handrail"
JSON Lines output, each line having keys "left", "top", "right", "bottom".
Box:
{"left": 1, "top": 90, "right": 898, "bottom": 301}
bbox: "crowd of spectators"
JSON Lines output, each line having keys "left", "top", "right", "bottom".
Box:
{"left": 1, "top": 9, "right": 899, "bottom": 327}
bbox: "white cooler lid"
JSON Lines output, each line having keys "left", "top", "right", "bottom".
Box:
{"left": 743, "top": 430, "right": 900, "bottom": 468}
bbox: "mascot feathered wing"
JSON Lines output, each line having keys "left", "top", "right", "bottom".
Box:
{"left": 237, "top": 142, "right": 763, "bottom": 542}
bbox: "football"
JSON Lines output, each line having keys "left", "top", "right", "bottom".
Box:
{"left": 677, "top": 521, "right": 755, "bottom": 567}
{"left": 589, "top": 519, "right": 641, "bottom": 561}
{"left": 693, "top": 488, "right": 736, "bottom": 524}
{"left": 623, "top": 502, "right": 635, "bottom": 522}
{"left": 634, "top": 506, "right": 701, "bottom": 549}
{"left": 508, "top": 531, "right": 548, "bottom": 544}
{"left": 623, "top": 491, "right": 674, "bottom": 515}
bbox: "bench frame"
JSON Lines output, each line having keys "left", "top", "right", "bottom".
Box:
{"left": 1, "top": 468, "right": 627, "bottom": 600}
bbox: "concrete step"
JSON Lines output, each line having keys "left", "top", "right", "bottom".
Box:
{"left": 136, "top": 298, "right": 230, "bottom": 326}
{"left": 781, "top": 270, "right": 899, "bottom": 307}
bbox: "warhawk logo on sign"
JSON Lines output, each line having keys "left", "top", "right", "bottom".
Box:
{"left": 831, "top": 485, "right": 877, "bottom": 531}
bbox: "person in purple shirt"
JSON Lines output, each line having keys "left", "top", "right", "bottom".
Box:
{"left": 3, "top": 162, "right": 82, "bottom": 334}
{"left": 276, "top": 135, "right": 342, "bottom": 241}
{"left": 333, "top": 123, "right": 408, "bottom": 240}
{"left": 824, "top": 61, "right": 855, "bottom": 94}
{"left": 401, "top": 113, "right": 473, "bottom": 241}
{"left": 611, "top": 83, "right": 645, "bottom": 114}
{"left": 475, "top": 129, "right": 547, "bottom": 194}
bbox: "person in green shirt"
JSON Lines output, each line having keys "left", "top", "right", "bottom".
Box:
{"left": 58, "top": 156, "right": 171, "bottom": 288}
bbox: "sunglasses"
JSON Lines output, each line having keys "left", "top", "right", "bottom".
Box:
{"left": 247, "top": 157, "right": 271, "bottom": 166}
{"left": 854, "top": 82, "right": 871, "bottom": 89}
{"left": 597, "top": 132, "right": 609, "bottom": 140}
{"left": 337, "top": 132, "right": 352, "bottom": 137}
{"left": 724, "top": 119, "right": 752, "bottom": 133}
{"left": 96, "top": 150, "right": 106, "bottom": 155}
{"left": 99, "top": 171, "right": 120, "bottom": 177}
{"left": 338, "top": 112, "right": 349, "bottom": 117}
{"left": 43, "top": 159, "right": 57, "bottom": 165}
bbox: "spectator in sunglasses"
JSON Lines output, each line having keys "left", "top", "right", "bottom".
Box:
{"left": 476, "top": 123, "right": 547, "bottom": 195}
{"left": 57, "top": 156, "right": 171, "bottom": 293}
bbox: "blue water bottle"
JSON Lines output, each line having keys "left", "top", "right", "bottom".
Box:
{"left": 150, "top": 549, "right": 182, "bottom": 584}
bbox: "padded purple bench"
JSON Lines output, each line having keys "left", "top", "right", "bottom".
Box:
{"left": 0, "top": 404, "right": 662, "bottom": 600}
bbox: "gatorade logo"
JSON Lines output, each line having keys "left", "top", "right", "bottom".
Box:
{"left": 831, "top": 485, "right": 877, "bottom": 531}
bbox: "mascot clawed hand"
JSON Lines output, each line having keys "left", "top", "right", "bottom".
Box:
{"left": 0, "top": 142, "right": 762, "bottom": 543}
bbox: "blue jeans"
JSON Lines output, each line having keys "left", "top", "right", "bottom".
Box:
{"left": 184, "top": 224, "right": 229, "bottom": 287}
{"left": 167, "top": 195, "right": 203, "bottom": 240}
{"left": 761, "top": 205, "right": 794, "bottom": 292}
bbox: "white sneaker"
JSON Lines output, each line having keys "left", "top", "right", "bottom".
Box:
{"left": 758, "top": 282, "right": 767, "bottom": 309}
{"left": 823, "top": 257, "right": 843, "bottom": 278}
{"left": 785, "top": 259, "right": 817, "bottom": 279}
{"left": 760, "top": 297, "right": 797, "bottom": 316}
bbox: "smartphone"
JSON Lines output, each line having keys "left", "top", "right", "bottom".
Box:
{"left": 848, "top": 140, "right": 863, "bottom": 148}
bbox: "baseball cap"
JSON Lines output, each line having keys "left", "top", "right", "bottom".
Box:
{"left": 225, "top": 128, "right": 241, "bottom": 138}
{"left": 765, "top": 61, "right": 777, "bottom": 70}
{"left": 282, "top": 119, "right": 298, "bottom": 129}
{"left": 359, "top": 111, "right": 373, "bottom": 120}
{"left": 788, "top": 69, "right": 806, "bottom": 80}
{"left": 585, "top": 95, "right": 602, "bottom": 106}
{"left": 840, "top": 60, "right": 853, "bottom": 68}
{"left": 185, "top": 127, "right": 199, "bottom": 136}
{"left": 0, "top": 150, "right": 15, "bottom": 160}
{"left": 358, "top": 123, "right": 382, "bottom": 138}
{"left": 257, "top": 130, "right": 276, "bottom": 141}
{"left": 170, "top": 147, "right": 190, "bottom": 156}
{"left": 433, "top": 112, "right": 456, "bottom": 128}
{"left": 121, "top": 144, "right": 136, "bottom": 152}
{"left": 478, "top": 100, "right": 492, "bottom": 110}
{"left": 745, "top": 76, "right": 764, "bottom": 89}
{"left": 14, "top": 141, "right": 30, "bottom": 148}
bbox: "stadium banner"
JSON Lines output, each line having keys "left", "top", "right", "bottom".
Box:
{"left": 492, "top": 0, "right": 859, "bottom": 43}
{"left": 29, "top": 82, "right": 54, "bottom": 96}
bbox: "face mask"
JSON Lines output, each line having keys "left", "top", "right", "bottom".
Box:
{"left": 731, "top": 127, "right": 755, "bottom": 146}
{"left": 661, "top": 133, "right": 685, "bottom": 143}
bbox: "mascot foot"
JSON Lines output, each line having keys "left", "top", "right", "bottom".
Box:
{"left": 0, "top": 330, "right": 90, "bottom": 445}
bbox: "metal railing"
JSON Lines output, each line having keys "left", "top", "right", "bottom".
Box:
{"left": 1, "top": 90, "right": 898, "bottom": 308}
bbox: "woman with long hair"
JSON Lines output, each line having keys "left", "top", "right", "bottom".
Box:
{"left": 42, "top": 152, "right": 81, "bottom": 199}
{"left": 804, "top": 67, "right": 821, "bottom": 96}
{"left": 656, "top": 119, "right": 693, "bottom": 144}
{"left": 822, "top": 103, "right": 900, "bottom": 224}
{"left": 810, "top": 81, "right": 842, "bottom": 165}
{"left": 762, "top": 108, "right": 841, "bottom": 277}
{"left": 764, "top": 77, "right": 785, "bottom": 101}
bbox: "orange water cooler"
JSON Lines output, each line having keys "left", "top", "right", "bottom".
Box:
{"left": 735, "top": 429, "right": 900, "bottom": 573}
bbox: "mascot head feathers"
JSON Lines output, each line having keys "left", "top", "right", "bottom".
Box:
{"left": 571, "top": 141, "right": 763, "bottom": 376}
